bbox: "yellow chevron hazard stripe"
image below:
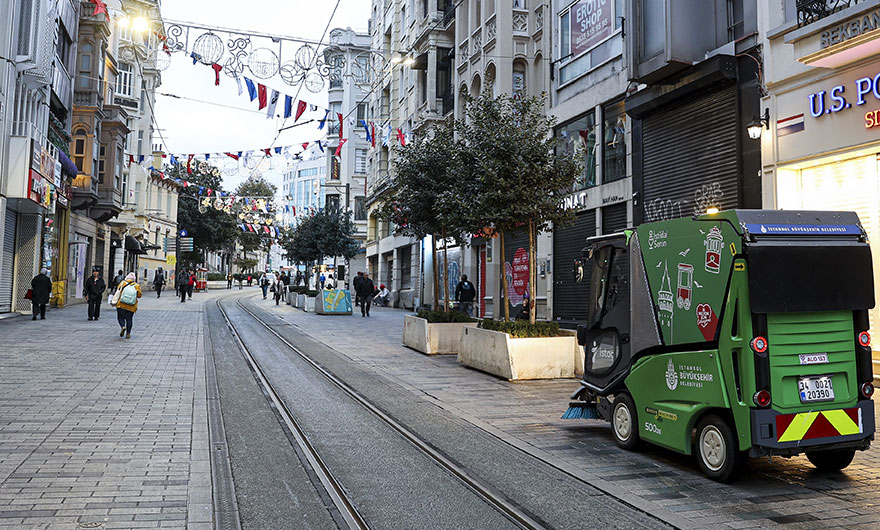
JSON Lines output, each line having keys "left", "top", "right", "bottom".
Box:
{"left": 822, "top": 409, "right": 861, "bottom": 436}
{"left": 778, "top": 411, "right": 820, "bottom": 442}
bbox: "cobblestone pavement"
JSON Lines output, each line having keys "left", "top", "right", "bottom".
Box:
{"left": 0, "top": 289, "right": 221, "bottom": 529}
{"left": 261, "top": 295, "right": 880, "bottom": 529}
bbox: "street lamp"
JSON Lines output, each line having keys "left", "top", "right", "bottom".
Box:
{"left": 131, "top": 16, "right": 150, "bottom": 33}
{"left": 747, "top": 109, "right": 770, "bottom": 140}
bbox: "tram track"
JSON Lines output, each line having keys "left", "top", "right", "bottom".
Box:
{"left": 217, "top": 296, "right": 551, "bottom": 530}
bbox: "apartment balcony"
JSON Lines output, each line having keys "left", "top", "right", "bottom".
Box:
{"left": 797, "top": 0, "right": 866, "bottom": 27}
{"left": 74, "top": 88, "right": 103, "bottom": 108}
{"left": 51, "top": 56, "right": 73, "bottom": 113}
{"left": 91, "top": 186, "right": 124, "bottom": 223}
{"left": 71, "top": 174, "right": 99, "bottom": 211}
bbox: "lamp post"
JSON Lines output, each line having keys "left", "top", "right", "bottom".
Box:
{"left": 747, "top": 109, "right": 770, "bottom": 140}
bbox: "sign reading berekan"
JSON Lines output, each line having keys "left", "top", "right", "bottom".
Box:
{"left": 570, "top": 0, "right": 614, "bottom": 57}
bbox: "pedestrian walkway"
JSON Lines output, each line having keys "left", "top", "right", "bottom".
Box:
{"left": 263, "top": 296, "right": 880, "bottom": 529}
{"left": 0, "top": 288, "right": 221, "bottom": 529}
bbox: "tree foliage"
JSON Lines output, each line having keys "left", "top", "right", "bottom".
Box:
{"left": 280, "top": 208, "right": 360, "bottom": 265}
{"left": 457, "top": 91, "right": 581, "bottom": 322}
{"left": 174, "top": 163, "right": 239, "bottom": 266}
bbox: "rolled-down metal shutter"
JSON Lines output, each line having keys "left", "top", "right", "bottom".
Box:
{"left": 553, "top": 211, "right": 597, "bottom": 325}
{"left": 641, "top": 84, "right": 739, "bottom": 223}
{"left": 0, "top": 210, "right": 17, "bottom": 312}
{"left": 602, "top": 203, "right": 628, "bottom": 234}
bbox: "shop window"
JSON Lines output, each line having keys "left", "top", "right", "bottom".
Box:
{"left": 556, "top": 111, "right": 597, "bottom": 190}
{"left": 603, "top": 100, "right": 627, "bottom": 183}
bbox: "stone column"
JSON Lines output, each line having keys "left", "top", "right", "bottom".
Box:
{"left": 427, "top": 47, "right": 438, "bottom": 113}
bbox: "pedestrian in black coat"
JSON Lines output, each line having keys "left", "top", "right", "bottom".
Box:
{"left": 355, "top": 274, "right": 375, "bottom": 317}
{"left": 84, "top": 267, "right": 106, "bottom": 320}
{"left": 153, "top": 268, "right": 166, "bottom": 298}
{"left": 352, "top": 271, "right": 363, "bottom": 307}
{"left": 30, "top": 268, "right": 52, "bottom": 320}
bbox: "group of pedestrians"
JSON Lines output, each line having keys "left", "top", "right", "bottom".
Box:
{"left": 177, "top": 269, "right": 196, "bottom": 303}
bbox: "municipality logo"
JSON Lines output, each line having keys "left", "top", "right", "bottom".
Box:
{"left": 665, "top": 359, "right": 678, "bottom": 391}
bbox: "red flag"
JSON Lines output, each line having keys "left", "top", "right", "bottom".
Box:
{"left": 187, "top": 154, "right": 194, "bottom": 174}
{"left": 207, "top": 188, "right": 213, "bottom": 196}
{"left": 335, "top": 138, "right": 348, "bottom": 157}
{"left": 337, "top": 113, "right": 344, "bottom": 139}
{"left": 370, "top": 122, "right": 376, "bottom": 148}
{"left": 90, "top": 0, "right": 109, "bottom": 22}
{"left": 263, "top": 148, "right": 272, "bottom": 157}
{"left": 397, "top": 128, "right": 406, "bottom": 146}
{"left": 257, "top": 84, "right": 268, "bottom": 109}
{"left": 295, "top": 100, "right": 307, "bottom": 122}
{"left": 301, "top": 142, "right": 309, "bottom": 150}
{"left": 212, "top": 64, "right": 222, "bottom": 86}
{"left": 128, "top": 154, "right": 134, "bottom": 167}
{"left": 225, "top": 152, "right": 239, "bottom": 160}
{"left": 264, "top": 226, "right": 271, "bottom": 234}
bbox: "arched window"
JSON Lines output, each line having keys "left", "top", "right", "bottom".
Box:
{"left": 72, "top": 128, "right": 88, "bottom": 172}
{"left": 470, "top": 74, "right": 482, "bottom": 98}
{"left": 485, "top": 63, "right": 496, "bottom": 97}
{"left": 512, "top": 60, "right": 527, "bottom": 98}
{"left": 532, "top": 54, "right": 544, "bottom": 96}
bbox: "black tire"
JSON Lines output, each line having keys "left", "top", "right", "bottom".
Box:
{"left": 806, "top": 449, "right": 856, "bottom": 472}
{"left": 610, "top": 392, "right": 640, "bottom": 450}
{"left": 695, "top": 414, "right": 744, "bottom": 482}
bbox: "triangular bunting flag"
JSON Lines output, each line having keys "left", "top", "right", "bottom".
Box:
{"left": 257, "top": 84, "right": 268, "bottom": 109}
{"left": 337, "top": 113, "right": 344, "bottom": 138}
{"left": 318, "top": 110, "right": 329, "bottom": 130}
{"left": 245, "top": 77, "right": 257, "bottom": 101}
{"left": 283, "top": 95, "right": 293, "bottom": 118}
{"left": 266, "top": 90, "right": 279, "bottom": 118}
{"left": 335, "top": 138, "right": 348, "bottom": 157}
{"left": 301, "top": 142, "right": 309, "bottom": 150}
{"left": 295, "top": 100, "right": 307, "bottom": 122}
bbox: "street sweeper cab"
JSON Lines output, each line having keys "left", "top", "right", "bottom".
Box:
{"left": 563, "top": 210, "right": 876, "bottom": 482}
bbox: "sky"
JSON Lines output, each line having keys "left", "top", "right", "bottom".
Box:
{"left": 153, "top": 0, "right": 371, "bottom": 195}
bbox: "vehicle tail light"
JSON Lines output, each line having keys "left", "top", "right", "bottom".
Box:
{"left": 858, "top": 331, "right": 871, "bottom": 348}
{"left": 753, "top": 389, "right": 771, "bottom": 407}
{"left": 750, "top": 336, "right": 768, "bottom": 354}
{"left": 861, "top": 382, "right": 874, "bottom": 398}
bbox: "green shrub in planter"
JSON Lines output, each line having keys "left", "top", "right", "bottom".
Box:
{"left": 416, "top": 309, "right": 477, "bottom": 323}
{"left": 207, "top": 273, "right": 227, "bottom": 281}
{"left": 477, "top": 319, "right": 560, "bottom": 338}
{"left": 306, "top": 290, "right": 319, "bottom": 297}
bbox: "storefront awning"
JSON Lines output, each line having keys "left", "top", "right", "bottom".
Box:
{"left": 124, "top": 235, "right": 147, "bottom": 254}
{"left": 57, "top": 150, "right": 78, "bottom": 179}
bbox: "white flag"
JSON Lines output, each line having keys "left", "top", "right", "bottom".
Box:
{"left": 266, "top": 90, "right": 280, "bottom": 119}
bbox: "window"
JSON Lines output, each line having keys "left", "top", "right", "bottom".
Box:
{"left": 326, "top": 194, "right": 340, "bottom": 212}
{"left": 401, "top": 5, "right": 407, "bottom": 30}
{"left": 603, "top": 101, "right": 627, "bottom": 183}
{"left": 355, "top": 148, "right": 368, "bottom": 174}
{"left": 556, "top": 111, "right": 597, "bottom": 190}
{"left": 56, "top": 25, "right": 72, "bottom": 70}
{"left": 354, "top": 197, "right": 367, "bottom": 220}
{"left": 134, "top": 182, "right": 141, "bottom": 205}
{"left": 328, "top": 102, "right": 341, "bottom": 134}
{"left": 115, "top": 146, "right": 122, "bottom": 190}
{"left": 78, "top": 44, "right": 92, "bottom": 88}
{"left": 116, "top": 62, "right": 133, "bottom": 97}
{"left": 640, "top": 0, "right": 665, "bottom": 58}
{"left": 357, "top": 103, "right": 367, "bottom": 121}
{"left": 559, "top": 0, "right": 622, "bottom": 61}
{"left": 73, "top": 129, "right": 87, "bottom": 172}
{"left": 98, "top": 144, "right": 106, "bottom": 183}
{"left": 727, "top": 0, "right": 745, "bottom": 41}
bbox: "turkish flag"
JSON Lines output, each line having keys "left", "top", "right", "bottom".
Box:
{"left": 295, "top": 100, "right": 307, "bottom": 122}
{"left": 257, "top": 84, "right": 267, "bottom": 110}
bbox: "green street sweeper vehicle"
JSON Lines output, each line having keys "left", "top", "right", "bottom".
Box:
{"left": 563, "top": 210, "right": 876, "bottom": 482}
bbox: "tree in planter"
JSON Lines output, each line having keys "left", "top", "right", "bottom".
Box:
{"left": 377, "top": 118, "right": 475, "bottom": 311}
{"left": 280, "top": 208, "right": 360, "bottom": 285}
{"left": 458, "top": 91, "right": 581, "bottom": 323}
{"left": 174, "top": 163, "right": 239, "bottom": 267}
{"left": 234, "top": 177, "right": 278, "bottom": 267}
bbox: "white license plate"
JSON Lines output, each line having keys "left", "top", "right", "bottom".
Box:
{"left": 799, "top": 353, "right": 828, "bottom": 365}
{"left": 798, "top": 376, "right": 835, "bottom": 403}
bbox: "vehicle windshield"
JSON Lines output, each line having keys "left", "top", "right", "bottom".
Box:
{"left": 747, "top": 241, "right": 874, "bottom": 313}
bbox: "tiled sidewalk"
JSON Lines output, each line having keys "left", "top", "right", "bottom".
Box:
{"left": 0, "top": 289, "right": 220, "bottom": 529}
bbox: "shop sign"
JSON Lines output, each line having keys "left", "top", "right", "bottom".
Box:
{"left": 28, "top": 169, "right": 52, "bottom": 208}
{"left": 807, "top": 71, "right": 880, "bottom": 118}
{"left": 53, "top": 158, "right": 62, "bottom": 187}
{"left": 40, "top": 147, "right": 55, "bottom": 179}
{"left": 820, "top": 9, "right": 880, "bottom": 49}
{"left": 570, "top": 0, "right": 614, "bottom": 57}
{"left": 563, "top": 190, "right": 589, "bottom": 210}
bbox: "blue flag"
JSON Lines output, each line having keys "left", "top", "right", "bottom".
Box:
{"left": 318, "top": 109, "right": 329, "bottom": 130}
{"left": 245, "top": 77, "right": 257, "bottom": 101}
{"left": 283, "top": 96, "right": 293, "bottom": 118}
{"left": 360, "top": 120, "right": 371, "bottom": 144}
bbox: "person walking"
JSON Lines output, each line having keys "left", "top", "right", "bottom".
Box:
{"left": 187, "top": 269, "right": 196, "bottom": 300}
{"left": 112, "top": 272, "right": 142, "bottom": 339}
{"left": 319, "top": 272, "right": 326, "bottom": 290}
{"left": 356, "top": 273, "right": 375, "bottom": 317}
{"left": 84, "top": 267, "right": 106, "bottom": 321}
{"left": 29, "top": 268, "right": 52, "bottom": 321}
{"left": 455, "top": 274, "right": 477, "bottom": 317}
{"left": 247, "top": 274, "right": 253, "bottom": 286}
{"left": 153, "top": 268, "right": 166, "bottom": 298}
{"left": 109, "top": 269, "right": 124, "bottom": 294}
{"left": 178, "top": 269, "right": 188, "bottom": 303}
{"left": 280, "top": 271, "right": 290, "bottom": 302}
{"left": 227, "top": 273, "right": 233, "bottom": 289}
{"left": 352, "top": 271, "right": 363, "bottom": 307}
{"left": 259, "top": 272, "right": 270, "bottom": 299}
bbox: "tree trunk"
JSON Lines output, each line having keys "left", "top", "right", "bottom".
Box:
{"left": 500, "top": 230, "right": 509, "bottom": 321}
{"left": 442, "top": 226, "right": 449, "bottom": 312}
{"left": 432, "top": 233, "right": 440, "bottom": 311}
{"left": 528, "top": 219, "right": 537, "bottom": 325}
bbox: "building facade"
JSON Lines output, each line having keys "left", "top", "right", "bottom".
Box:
{"left": 760, "top": 0, "right": 880, "bottom": 329}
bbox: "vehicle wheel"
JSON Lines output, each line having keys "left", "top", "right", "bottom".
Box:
{"left": 695, "top": 414, "right": 743, "bottom": 482}
{"left": 611, "top": 392, "right": 639, "bottom": 450}
{"left": 807, "top": 449, "right": 856, "bottom": 471}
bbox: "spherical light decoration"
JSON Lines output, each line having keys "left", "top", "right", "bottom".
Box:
{"left": 198, "top": 204, "right": 207, "bottom": 214}
{"left": 192, "top": 32, "right": 224, "bottom": 65}
{"left": 222, "top": 160, "right": 239, "bottom": 175}
{"left": 248, "top": 48, "right": 279, "bottom": 79}
{"left": 155, "top": 51, "right": 172, "bottom": 71}
{"left": 279, "top": 61, "right": 304, "bottom": 86}
{"left": 304, "top": 72, "right": 324, "bottom": 93}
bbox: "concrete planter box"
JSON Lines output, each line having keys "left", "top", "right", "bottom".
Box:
{"left": 458, "top": 327, "right": 578, "bottom": 380}
{"left": 402, "top": 315, "right": 477, "bottom": 355}
{"left": 304, "top": 296, "right": 316, "bottom": 312}
{"left": 294, "top": 294, "right": 305, "bottom": 308}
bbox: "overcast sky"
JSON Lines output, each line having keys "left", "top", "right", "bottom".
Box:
{"left": 153, "top": 0, "right": 370, "bottom": 194}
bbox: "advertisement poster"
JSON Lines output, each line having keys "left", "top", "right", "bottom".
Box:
{"left": 505, "top": 247, "right": 530, "bottom": 306}
{"left": 570, "top": 0, "right": 614, "bottom": 57}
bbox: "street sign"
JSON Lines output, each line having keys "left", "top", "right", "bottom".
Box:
{"left": 179, "top": 229, "right": 188, "bottom": 237}
{"left": 163, "top": 236, "right": 173, "bottom": 252}
{"left": 179, "top": 237, "right": 194, "bottom": 252}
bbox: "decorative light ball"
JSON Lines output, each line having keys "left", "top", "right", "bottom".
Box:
{"left": 155, "top": 52, "right": 171, "bottom": 71}
{"left": 192, "top": 32, "right": 224, "bottom": 65}
{"left": 248, "top": 48, "right": 279, "bottom": 79}
{"left": 222, "top": 160, "right": 238, "bottom": 175}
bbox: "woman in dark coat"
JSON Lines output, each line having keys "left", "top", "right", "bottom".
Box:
{"left": 30, "top": 268, "right": 52, "bottom": 320}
